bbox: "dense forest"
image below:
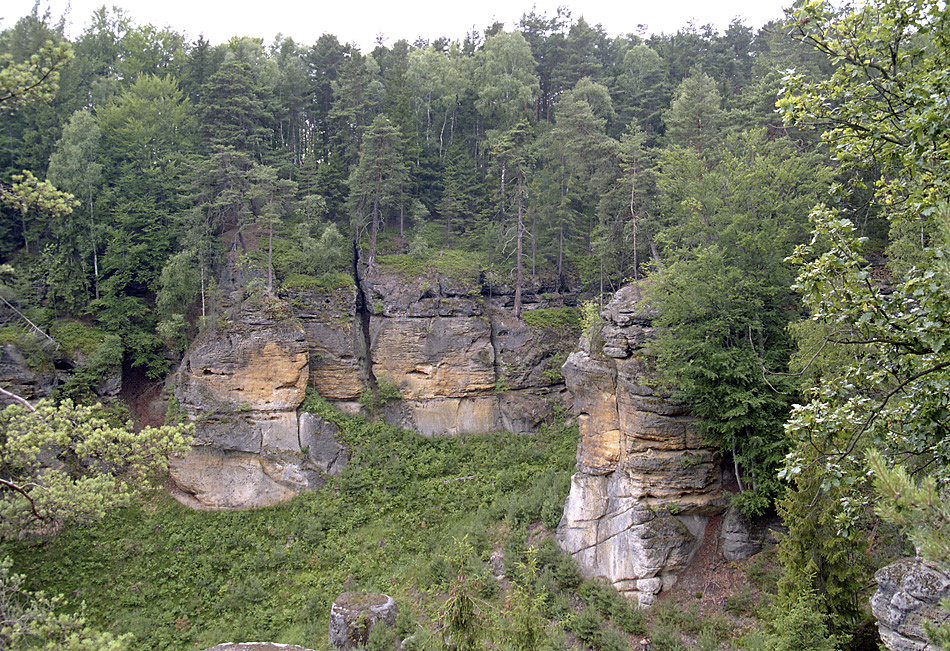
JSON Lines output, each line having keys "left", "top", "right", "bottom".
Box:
{"left": 2, "top": 0, "right": 950, "bottom": 648}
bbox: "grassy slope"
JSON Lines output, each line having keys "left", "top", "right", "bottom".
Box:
{"left": 2, "top": 393, "right": 582, "bottom": 649}
{"left": 2, "top": 391, "right": 785, "bottom": 651}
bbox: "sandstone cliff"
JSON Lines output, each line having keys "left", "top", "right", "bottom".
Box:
{"left": 170, "top": 287, "right": 347, "bottom": 510}
{"left": 557, "top": 284, "right": 726, "bottom": 606}
{"left": 169, "top": 260, "right": 577, "bottom": 509}
{"left": 360, "top": 267, "right": 571, "bottom": 435}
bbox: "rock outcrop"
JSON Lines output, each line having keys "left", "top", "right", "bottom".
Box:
{"left": 557, "top": 284, "right": 726, "bottom": 606}
{"left": 0, "top": 342, "right": 60, "bottom": 400}
{"left": 360, "top": 268, "right": 572, "bottom": 436}
{"left": 719, "top": 506, "right": 783, "bottom": 562}
{"left": 169, "top": 260, "right": 578, "bottom": 509}
{"left": 872, "top": 558, "right": 950, "bottom": 651}
{"left": 171, "top": 290, "right": 344, "bottom": 510}
{"left": 329, "top": 592, "right": 398, "bottom": 650}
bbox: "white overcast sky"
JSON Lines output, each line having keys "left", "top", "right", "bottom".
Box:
{"left": 3, "top": 0, "right": 793, "bottom": 52}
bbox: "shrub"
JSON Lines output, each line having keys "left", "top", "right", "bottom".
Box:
{"left": 522, "top": 307, "right": 581, "bottom": 332}
{"left": 569, "top": 607, "right": 604, "bottom": 648}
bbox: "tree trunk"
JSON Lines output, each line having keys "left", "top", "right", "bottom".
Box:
{"left": 514, "top": 172, "right": 524, "bottom": 319}
{"left": 369, "top": 197, "right": 379, "bottom": 266}
{"left": 267, "top": 216, "right": 274, "bottom": 294}
{"left": 645, "top": 229, "right": 663, "bottom": 273}
{"left": 630, "top": 172, "right": 639, "bottom": 281}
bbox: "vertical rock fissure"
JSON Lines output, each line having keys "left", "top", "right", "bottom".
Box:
{"left": 352, "top": 244, "right": 378, "bottom": 396}
{"left": 487, "top": 311, "right": 501, "bottom": 394}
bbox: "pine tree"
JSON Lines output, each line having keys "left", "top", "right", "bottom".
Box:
{"left": 349, "top": 115, "right": 407, "bottom": 266}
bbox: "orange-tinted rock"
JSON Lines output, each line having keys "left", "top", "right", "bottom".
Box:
{"left": 170, "top": 292, "right": 342, "bottom": 510}
{"left": 557, "top": 283, "right": 726, "bottom": 607}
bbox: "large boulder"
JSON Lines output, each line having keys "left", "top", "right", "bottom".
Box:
{"left": 872, "top": 557, "right": 950, "bottom": 651}
{"left": 557, "top": 283, "right": 726, "bottom": 606}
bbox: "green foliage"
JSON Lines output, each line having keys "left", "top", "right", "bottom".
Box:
{"left": 57, "top": 333, "right": 123, "bottom": 401}
{"left": 359, "top": 374, "right": 403, "bottom": 412}
{"left": 647, "top": 127, "right": 831, "bottom": 515}
{"left": 650, "top": 246, "right": 794, "bottom": 515}
{"left": 649, "top": 624, "right": 686, "bottom": 651}
{"left": 0, "top": 37, "right": 73, "bottom": 110}
{"left": 2, "top": 398, "right": 579, "bottom": 650}
{"left": 0, "top": 557, "right": 130, "bottom": 650}
{"left": 663, "top": 68, "right": 722, "bottom": 152}
{"left": 365, "top": 620, "right": 398, "bottom": 651}
{"left": 491, "top": 470, "right": 571, "bottom": 530}
{"left": 349, "top": 115, "right": 408, "bottom": 266}
{"left": 763, "top": 590, "right": 843, "bottom": 651}
{"left": 568, "top": 606, "right": 604, "bottom": 648}
{"left": 521, "top": 307, "right": 580, "bottom": 332}
{"left": 777, "top": 3, "right": 950, "bottom": 644}
{"left": 0, "top": 400, "right": 192, "bottom": 538}
{"left": 0, "top": 170, "right": 78, "bottom": 256}
{"left": 0, "top": 325, "right": 53, "bottom": 371}
{"left": 579, "top": 299, "right": 603, "bottom": 348}
{"left": 48, "top": 320, "right": 107, "bottom": 357}
{"left": 281, "top": 271, "right": 354, "bottom": 292}
{"left": 377, "top": 249, "right": 488, "bottom": 286}
{"left": 870, "top": 451, "right": 950, "bottom": 647}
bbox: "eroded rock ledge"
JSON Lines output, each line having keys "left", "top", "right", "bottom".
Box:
{"left": 557, "top": 284, "right": 726, "bottom": 606}
{"left": 170, "top": 292, "right": 346, "bottom": 510}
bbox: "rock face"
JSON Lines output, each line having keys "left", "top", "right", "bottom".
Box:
{"left": 557, "top": 284, "right": 725, "bottom": 606}
{"left": 0, "top": 342, "right": 59, "bottom": 400}
{"left": 171, "top": 290, "right": 344, "bottom": 510}
{"left": 872, "top": 558, "right": 950, "bottom": 651}
{"left": 284, "top": 283, "right": 364, "bottom": 404}
{"left": 329, "top": 592, "right": 398, "bottom": 650}
{"left": 719, "top": 506, "right": 783, "bottom": 562}
{"left": 360, "top": 268, "right": 573, "bottom": 436}
{"left": 169, "top": 261, "right": 577, "bottom": 509}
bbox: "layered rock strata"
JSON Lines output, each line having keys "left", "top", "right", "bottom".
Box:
{"left": 557, "top": 284, "right": 726, "bottom": 606}
{"left": 169, "top": 261, "right": 578, "bottom": 509}
{"left": 360, "top": 268, "right": 572, "bottom": 435}
{"left": 171, "top": 292, "right": 345, "bottom": 509}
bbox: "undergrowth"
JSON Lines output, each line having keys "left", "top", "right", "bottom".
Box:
{"left": 2, "top": 392, "right": 579, "bottom": 650}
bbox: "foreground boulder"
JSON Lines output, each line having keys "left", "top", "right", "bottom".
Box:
{"left": 872, "top": 557, "right": 950, "bottom": 651}
{"left": 557, "top": 284, "right": 726, "bottom": 606}
{"left": 329, "top": 592, "right": 398, "bottom": 650}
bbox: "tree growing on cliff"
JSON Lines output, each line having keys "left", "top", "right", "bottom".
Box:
{"left": 649, "top": 129, "right": 830, "bottom": 516}
{"left": 349, "top": 114, "right": 407, "bottom": 266}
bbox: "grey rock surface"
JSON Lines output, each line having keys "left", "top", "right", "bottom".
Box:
{"left": 872, "top": 557, "right": 950, "bottom": 651}
{"left": 329, "top": 592, "right": 398, "bottom": 650}
{"left": 557, "top": 283, "right": 726, "bottom": 606}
